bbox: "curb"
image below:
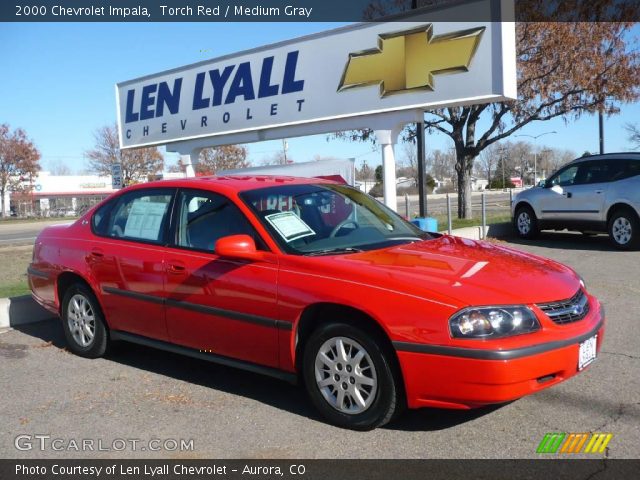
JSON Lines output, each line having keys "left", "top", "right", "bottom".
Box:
{"left": 440, "top": 222, "right": 513, "bottom": 240}
{"left": 0, "top": 294, "right": 54, "bottom": 329}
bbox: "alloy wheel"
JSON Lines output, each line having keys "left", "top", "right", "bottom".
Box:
{"left": 314, "top": 336, "right": 378, "bottom": 414}
{"left": 612, "top": 217, "right": 632, "bottom": 245}
{"left": 517, "top": 211, "right": 531, "bottom": 235}
{"left": 67, "top": 293, "right": 96, "bottom": 347}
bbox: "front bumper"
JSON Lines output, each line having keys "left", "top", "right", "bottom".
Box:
{"left": 395, "top": 308, "right": 605, "bottom": 410}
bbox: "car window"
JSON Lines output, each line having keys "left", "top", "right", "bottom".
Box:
{"left": 611, "top": 159, "right": 640, "bottom": 181}
{"left": 241, "top": 184, "right": 430, "bottom": 255}
{"left": 549, "top": 165, "right": 579, "bottom": 187}
{"left": 174, "top": 190, "right": 260, "bottom": 252}
{"left": 574, "top": 161, "right": 610, "bottom": 185}
{"left": 91, "top": 201, "right": 113, "bottom": 236}
{"left": 103, "top": 190, "right": 173, "bottom": 243}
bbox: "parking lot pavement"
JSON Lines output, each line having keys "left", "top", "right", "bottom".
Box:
{"left": 0, "top": 234, "right": 638, "bottom": 459}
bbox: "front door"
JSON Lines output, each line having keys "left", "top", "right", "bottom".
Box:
{"left": 164, "top": 188, "right": 280, "bottom": 368}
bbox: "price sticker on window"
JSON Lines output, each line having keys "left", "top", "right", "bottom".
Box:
{"left": 265, "top": 211, "right": 315, "bottom": 242}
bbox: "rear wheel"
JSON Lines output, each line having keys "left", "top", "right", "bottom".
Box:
{"left": 302, "top": 323, "right": 402, "bottom": 430}
{"left": 514, "top": 205, "right": 539, "bottom": 239}
{"left": 61, "top": 284, "right": 109, "bottom": 358}
{"left": 608, "top": 208, "right": 640, "bottom": 250}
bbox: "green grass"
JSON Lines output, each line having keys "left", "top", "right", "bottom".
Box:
{"left": 432, "top": 214, "right": 512, "bottom": 231}
{"left": 0, "top": 281, "right": 30, "bottom": 298}
{"left": 0, "top": 216, "right": 79, "bottom": 225}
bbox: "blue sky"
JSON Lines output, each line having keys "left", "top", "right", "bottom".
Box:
{"left": 1, "top": 22, "right": 639, "bottom": 174}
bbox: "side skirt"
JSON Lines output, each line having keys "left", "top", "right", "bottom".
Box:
{"left": 110, "top": 330, "right": 298, "bottom": 384}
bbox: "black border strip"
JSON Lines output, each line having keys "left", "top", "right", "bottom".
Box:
{"left": 102, "top": 286, "right": 292, "bottom": 330}
{"left": 26, "top": 266, "right": 49, "bottom": 279}
{"left": 110, "top": 330, "right": 297, "bottom": 383}
{"left": 393, "top": 317, "right": 604, "bottom": 360}
{"left": 541, "top": 210, "right": 599, "bottom": 214}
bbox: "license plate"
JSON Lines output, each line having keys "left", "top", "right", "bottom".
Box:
{"left": 578, "top": 335, "right": 597, "bottom": 371}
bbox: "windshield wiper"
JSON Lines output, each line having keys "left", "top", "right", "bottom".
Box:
{"left": 303, "top": 247, "right": 364, "bottom": 256}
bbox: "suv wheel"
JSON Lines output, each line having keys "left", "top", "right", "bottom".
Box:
{"left": 302, "top": 323, "right": 402, "bottom": 430}
{"left": 514, "top": 205, "right": 539, "bottom": 239}
{"left": 608, "top": 208, "right": 640, "bottom": 250}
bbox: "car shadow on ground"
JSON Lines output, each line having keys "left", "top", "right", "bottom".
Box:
{"left": 14, "top": 318, "right": 503, "bottom": 432}
{"left": 498, "top": 231, "right": 617, "bottom": 252}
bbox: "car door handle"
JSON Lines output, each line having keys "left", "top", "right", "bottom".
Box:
{"left": 89, "top": 249, "right": 104, "bottom": 259}
{"left": 167, "top": 263, "right": 186, "bottom": 275}
{"left": 595, "top": 190, "right": 603, "bottom": 194}
{"left": 563, "top": 192, "right": 573, "bottom": 198}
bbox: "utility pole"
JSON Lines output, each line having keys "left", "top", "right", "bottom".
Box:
{"left": 282, "top": 139, "right": 289, "bottom": 164}
{"left": 515, "top": 131, "right": 557, "bottom": 185}
{"left": 599, "top": 110, "right": 605, "bottom": 154}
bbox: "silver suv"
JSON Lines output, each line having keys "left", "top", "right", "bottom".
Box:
{"left": 512, "top": 153, "right": 640, "bottom": 249}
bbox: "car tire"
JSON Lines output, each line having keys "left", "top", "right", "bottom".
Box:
{"left": 514, "top": 205, "right": 539, "bottom": 239}
{"left": 608, "top": 208, "right": 640, "bottom": 250}
{"left": 61, "top": 284, "right": 109, "bottom": 358}
{"left": 302, "top": 322, "right": 402, "bottom": 430}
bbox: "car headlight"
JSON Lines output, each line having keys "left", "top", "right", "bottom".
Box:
{"left": 449, "top": 306, "right": 540, "bottom": 339}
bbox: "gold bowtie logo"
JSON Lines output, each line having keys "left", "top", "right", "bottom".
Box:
{"left": 338, "top": 25, "right": 485, "bottom": 97}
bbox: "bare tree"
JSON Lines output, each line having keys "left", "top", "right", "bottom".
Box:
{"left": 195, "top": 145, "right": 249, "bottom": 175}
{"left": 86, "top": 124, "right": 163, "bottom": 185}
{"left": 48, "top": 160, "right": 72, "bottom": 176}
{"left": 427, "top": 149, "right": 456, "bottom": 184}
{"left": 626, "top": 123, "right": 640, "bottom": 150}
{"left": 0, "top": 124, "right": 40, "bottom": 217}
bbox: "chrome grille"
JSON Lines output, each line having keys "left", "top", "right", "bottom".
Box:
{"left": 537, "top": 290, "right": 590, "bottom": 325}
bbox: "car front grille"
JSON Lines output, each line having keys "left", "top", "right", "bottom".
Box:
{"left": 537, "top": 289, "right": 590, "bottom": 325}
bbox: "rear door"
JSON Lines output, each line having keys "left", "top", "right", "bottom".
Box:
{"left": 163, "top": 188, "right": 280, "bottom": 368}
{"left": 89, "top": 188, "right": 175, "bottom": 340}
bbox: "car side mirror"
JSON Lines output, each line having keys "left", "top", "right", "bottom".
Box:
{"left": 215, "top": 235, "right": 262, "bottom": 261}
{"left": 538, "top": 180, "right": 547, "bottom": 188}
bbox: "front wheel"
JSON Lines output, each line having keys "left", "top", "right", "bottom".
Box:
{"left": 302, "top": 323, "right": 402, "bottom": 430}
{"left": 608, "top": 209, "right": 640, "bottom": 250}
{"left": 514, "top": 205, "right": 539, "bottom": 239}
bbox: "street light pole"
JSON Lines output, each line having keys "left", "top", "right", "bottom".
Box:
{"left": 514, "top": 131, "right": 557, "bottom": 185}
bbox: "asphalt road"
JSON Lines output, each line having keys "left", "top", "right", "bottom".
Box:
{"left": 0, "top": 220, "right": 72, "bottom": 246}
{"left": 0, "top": 233, "right": 638, "bottom": 459}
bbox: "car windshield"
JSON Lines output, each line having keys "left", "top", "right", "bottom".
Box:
{"left": 240, "top": 183, "right": 432, "bottom": 255}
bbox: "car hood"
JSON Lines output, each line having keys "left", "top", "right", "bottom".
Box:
{"left": 326, "top": 235, "right": 580, "bottom": 307}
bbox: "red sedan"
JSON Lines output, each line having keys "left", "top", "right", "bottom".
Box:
{"left": 28, "top": 176, "right": 604, "bottom": 430}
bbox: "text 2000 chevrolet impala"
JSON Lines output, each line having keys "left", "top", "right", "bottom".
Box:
{"left": 28, "top": 176, "right": 604, "bottom": 430}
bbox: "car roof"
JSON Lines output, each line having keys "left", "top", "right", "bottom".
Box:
{"left": 569, "top": 152, "right": 640, "bottom": 165}
{"left": 123, "top": 174, "right": 338, "bottom": 196}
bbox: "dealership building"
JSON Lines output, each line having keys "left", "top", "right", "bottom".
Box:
{"left": 5, "top": 171, "right": 191, "bottom": 217}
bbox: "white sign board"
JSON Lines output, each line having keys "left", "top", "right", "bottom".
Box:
{"left": 111, "top": 163, "right": 123, "bottom": 189}
{"left": 116, "top": 1, "right": 515, "bottom": 149}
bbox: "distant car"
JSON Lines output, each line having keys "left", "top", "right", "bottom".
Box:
{"left": 512, "top": 153, "right": 640, "bottom": 249}
{"left": 29, "top": 176, "right": 604, "bottom": 430}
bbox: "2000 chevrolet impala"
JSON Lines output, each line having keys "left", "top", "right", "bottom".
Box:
{"left": 28, "top": 176, "right": 604, "bottom": 430}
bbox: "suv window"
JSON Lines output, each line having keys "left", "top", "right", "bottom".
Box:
{"left": 549, "top": 165, "right": 579, "bottom": 187}
{"left": 95, "top": 189, "right": 174, "bottom": 243}
{"left": 174, "top": 189, "right": 261, "bottom": 252}
{"left": 610, "top": 159, "right": 640, "bottom": 181}
{"left": 574, "top": 161, "right": 610, "bottom": 185}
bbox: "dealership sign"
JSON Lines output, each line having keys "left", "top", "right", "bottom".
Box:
{"left": 116, "top": 3, "right": 515, "bottom": 149}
